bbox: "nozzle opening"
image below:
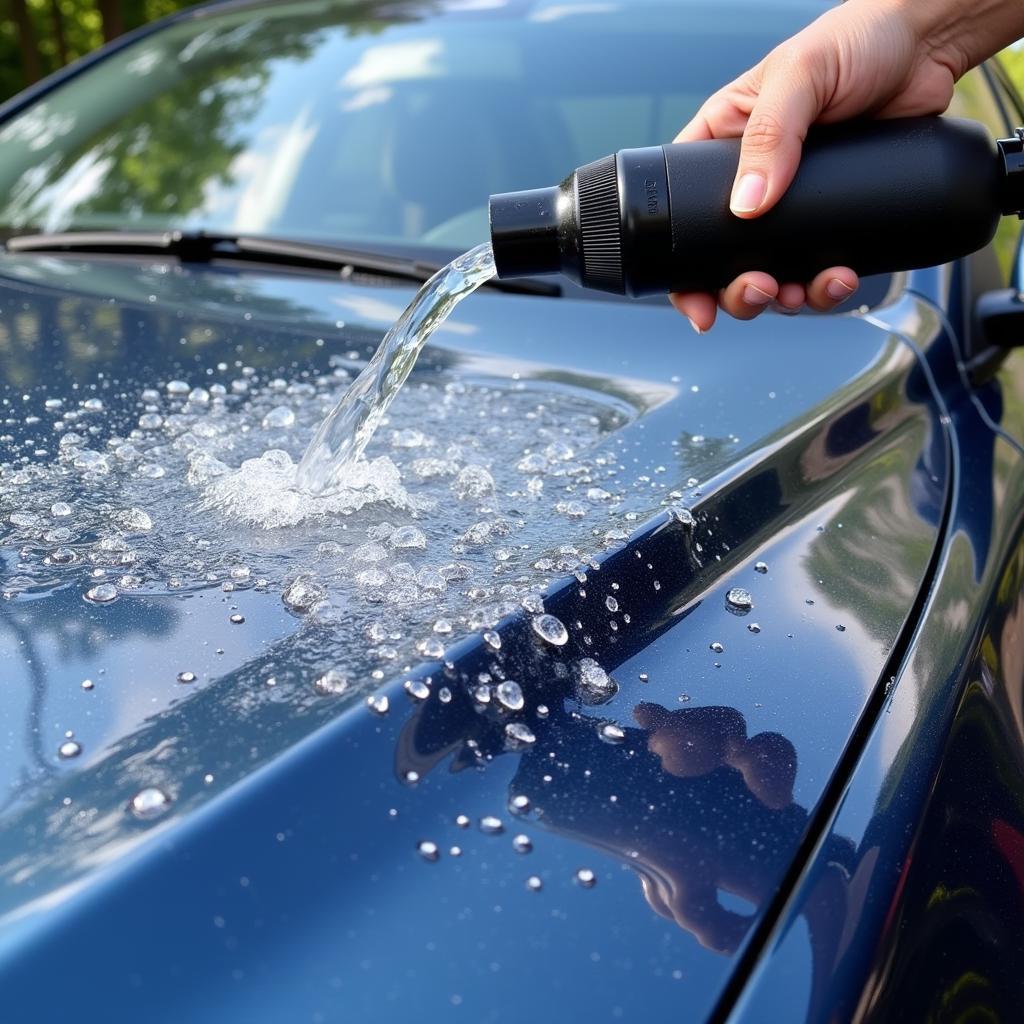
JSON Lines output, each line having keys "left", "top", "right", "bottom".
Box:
{"left": 488, "top": 186, "right": 563, "bottom": 279}
{"left": 997, "top": 128, "right": 1024, "bottom": 217}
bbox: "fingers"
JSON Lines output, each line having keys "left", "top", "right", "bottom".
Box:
{"left": 669, "top": 290, "right": 717, "bottom": 334}
{"left": 730, "top": 48, "right": 825, "bottom": 218}
{"left": 805, "top": 266, "right": 858, "bottom": 310}
{"left": 671, "top": 267, "right": 858, "bottom": 328}
{"left": 718, "top": 272, "right": 778, "bottom": 320}
{"left": 674, "top": 91, "right": 753, "bottom": 143}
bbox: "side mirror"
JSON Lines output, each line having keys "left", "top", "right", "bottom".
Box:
{"left": 966, "top": 287, "right": 1024, "bottom": 381}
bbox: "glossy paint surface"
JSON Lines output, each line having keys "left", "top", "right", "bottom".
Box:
{"left": 0, "top": 247, "right": 948, "bottom": 1022}
{"left": 729, "top": 284, "right": 1024, "bottom": 1022}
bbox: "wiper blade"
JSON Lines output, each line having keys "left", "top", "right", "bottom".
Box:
{"left": 3, "top": 230, "right": 560, "bottom": 296}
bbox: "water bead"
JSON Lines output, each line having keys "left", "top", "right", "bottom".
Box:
{"left": 261, "top": 406, "right": 295, "bottom": 429}
{"left": 129, "top": 787, "right": 171, "bottom": 820}
{"left": 404, "top": 678, "right": 430, "bottom": 702}
{"left": 512, "top": 834, "right": 533, "bottom": 854}
{"left": 599, "top": 723, "right": 625, "bottom": 744}
{"left": 452, "top": 464, "right": 495, "bottom": 500}
{"left": 725, "top": 587, "right": 753, "bottom": 612}
{"left": 315, "top": 670, "right": 350, "bottom": 696}
{"left": 574, "top": 658, "right": 618, "bottom": 705}
{"left": 532, "top": 613, "right": 568, "bottom": 646}
{"left": 85, "top": 583, "right": 118, "bottom": 604}
{"left": 505, "top": 722, "right": 537, "bottom": 746}
{"left": 495, "top": 680, "right": 525, "bottom": 712}
{"left": 417, "top": 840, "right": 440, "bottom": 862}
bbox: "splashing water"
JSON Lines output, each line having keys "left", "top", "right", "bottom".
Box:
{"left": 297, "top": 243, "right": 496, "bottom": 495}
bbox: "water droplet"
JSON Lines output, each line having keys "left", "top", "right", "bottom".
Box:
{"left": 282, "top": 576, "right": 327, "bottom": 614}
{"left": 726, "top": 587, "right": 753, "bottom": 613}
{"left": 526, "top": 875, "right": 543, "bottom": 892}
{"left": 668, "top": 507, "right": 694, "bottom": 526}
{"left": 130, "top": 787, "right": 171, "bottom": 820}
{"left": 366, "top": 694, "right": 389, "bottom": 715}
{"left": 836, "top": 623, "right": 846, "bottom": 632}
{"left": 114, "top": 507, "right": 153, "bottom": 532}
{"left": 473, "top": 684, "right": 491, "bottom": 705}
{"left": 438, "top": 686, "right": 452, "bottom": 704}
{"left": 709, "top": 641, "right": 724, "bottom": 653}
{"left": 262, "top": 406, "right": 295, "bottom": 429}
{"left": 58, "top": 740, "right": 81, "bottom": 759}
{"left": 177, "top": 671, "right": 196, "bottom": 684}
{"left": 521, "top": 592, "right": 545, "bottom": 615}
{"left": 605, "top": 595, "right": 619, "bottom": 613}
{"left": 574, "top": 658, "right": 618, "bottom": 705}
{"left": 417, "top": 636, "right": 445, "bottom": 659}
{"left": 315, "top": 670, "right": 350, "bottom": 696}
{"left": 480, "top": 815, "right": 504, "bottom": 835}
{"left": 754, "top": 561, "right": 768, "bottom": 574}
{"left": 50, "top": 501, "right": 72, "bottom": 517}
{"left": 510, "top": 794, "right": 530, "bottom": 815}
{"left": 229, "top": 613, "right": 245, "bottom": 624}
{"left": 85, "top": 583, "right": 118, "bottom": 604}
{"left": 512, "top": 833, "right": 533, "bottom": 854}
{"left": 404, "top": 770, "right": 420, "bottom": 784}
{"left": 80, "top": 679, "right": 94, "bottom": 691}
{"left": 747, "top": 623, "right": 761, "bottom": 634}
{"left": 390, "top": 525, "right": 427, "bottom": 550}
{"left": 575, "top": 868, "right": 597, "bottom": 888}
{"left": 417, "top": 840, "right": 440, "bottom": 862}
{"left": 166, "top": 380, "right": 190, "bottom": 395}
{"left": 452, "top": 465, "right": 495, "bottom": 500}
{"left": 482, "top": 629, "right": 501, "bottom": 650}
{"left": 599, "top": 723, "right": 625, "bottom": 744}
{"left": 404, "top": 678, "right": 430, "bottom": 702}
{"left": 449, "top": 845, "right": 462, "bottom": 857}
{"left": 495, "top": 680, "right": 524, "bottom": 712}
{"left": 455, "top": 814, "right": 471, "bottom": 828}
{"left": 532, "top": 613, "right": 568, "bottom": 646}
{"left": 505, "top": 722, "right": 536, "bottom": 747}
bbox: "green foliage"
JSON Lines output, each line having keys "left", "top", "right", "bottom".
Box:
{"left": 0, "top": 1, "right": 199, "bottom": 103}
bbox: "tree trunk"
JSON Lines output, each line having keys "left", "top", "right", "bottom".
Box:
{"left": 11, "top": 0, "right": 43, "bottom": 85}
{"left": 50, "top": 0, "right": 69, "bottom": 67}
{"left": 96, "top": 0, "right": 124, "bottom": 44}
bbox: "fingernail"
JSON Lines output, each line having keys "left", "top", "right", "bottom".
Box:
{"left": 731, "top": 173, "right": 766, "bottom": 214}
{"left": 742, "top": 284, "right": 774, "bottom": 306}
{"left": 826, "top": 278, "right": 855, "bottom": 301}
{"left": 687, "top": 316, "right": 705, "bottom": 335}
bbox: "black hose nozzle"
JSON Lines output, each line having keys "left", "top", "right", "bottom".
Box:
{"left": 489, "top": 117, "right": 1024, "bottom": 297}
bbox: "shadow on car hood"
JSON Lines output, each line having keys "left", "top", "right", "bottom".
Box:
{"left": 0, "top": 255, "right": 948, "bottom": 1022}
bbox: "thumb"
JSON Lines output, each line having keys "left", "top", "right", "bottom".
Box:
{"left": 730, "top": 57, "right": 822, "bottom": 219}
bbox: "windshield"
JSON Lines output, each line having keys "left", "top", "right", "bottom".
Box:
{"left": 0, "top": 0, "right": 825, "bottom": 253}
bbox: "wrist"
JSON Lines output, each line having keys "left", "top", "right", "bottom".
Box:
{"left": 887, "top": 0, "right": 1024, "bottom": 78}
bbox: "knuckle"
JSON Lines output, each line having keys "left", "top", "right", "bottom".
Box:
{"left": 743, "top": 109, "right": 787, "bottom": 152}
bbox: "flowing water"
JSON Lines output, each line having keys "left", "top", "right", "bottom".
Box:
{"left": 296, "top": 243, "right": 496, "bottom": 495}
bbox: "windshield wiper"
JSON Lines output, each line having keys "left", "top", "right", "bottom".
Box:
{"left": 2, "top": 229, "right": 560, "bottom": 296}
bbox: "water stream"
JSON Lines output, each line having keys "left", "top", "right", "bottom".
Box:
{"left": 296, "top": 243, "right": 496, "bottom": 495}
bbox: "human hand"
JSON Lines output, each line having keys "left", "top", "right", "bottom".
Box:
{"left": 671, "top": 0, "right": 1011, "bottom": 331}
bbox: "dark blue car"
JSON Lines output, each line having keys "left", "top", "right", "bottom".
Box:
{"left": 0, "top": 1, "right": 1023, "bottom": 1020}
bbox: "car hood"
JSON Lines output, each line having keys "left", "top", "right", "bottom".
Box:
{"left": 0, "top": 254, "right": 947, "bottom": 1022}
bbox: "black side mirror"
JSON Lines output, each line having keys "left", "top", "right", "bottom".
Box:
{"left": 966, "top": 288, "right": 1024, "bottom": 381}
